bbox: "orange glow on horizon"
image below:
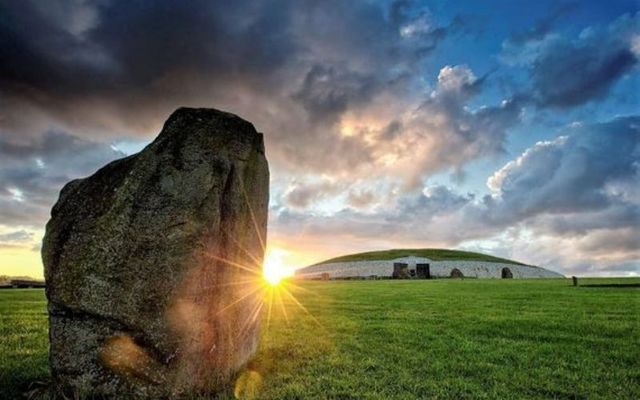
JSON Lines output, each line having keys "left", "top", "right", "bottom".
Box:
{"left": 0, "top": 245, "right": 44, "bottom": 279}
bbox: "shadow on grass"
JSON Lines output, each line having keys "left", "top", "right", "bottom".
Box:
{"left": 580, "top": 283, "right": 640, "bottom": 288}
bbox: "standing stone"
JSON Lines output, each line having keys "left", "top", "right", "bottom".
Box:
{"left": 42, "top": 108, "right": 269, "bottom": 398}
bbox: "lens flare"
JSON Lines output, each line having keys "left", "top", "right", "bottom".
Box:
{"left": 262, "top": 248, "right": 290, "bottom": 286}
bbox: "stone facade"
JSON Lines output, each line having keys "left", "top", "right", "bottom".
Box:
{"left": 296, "top": 256, "right": 563, "bottom": 279}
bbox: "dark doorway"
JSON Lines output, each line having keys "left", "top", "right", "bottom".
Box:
{"left": 416, "top": 263, "right": 431, "bottom": 279}
{"left": 501, "top": 267, "right": 513, "bottom": 279}
{"left": 392, "top": 263, "right": 410, "bottom": 279}
{"left": 450, "top": 268, "right": 464, "bottom": 278}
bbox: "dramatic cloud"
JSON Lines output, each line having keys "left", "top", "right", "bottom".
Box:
{"left": 283, "top": 179, "right": 344, "bottom": 209}
{"left": 0, "top": 0, "right": 483, "bottom": 181}
{"left": 0, "top": 230, "right": 32, "bottom": 242}
{"left": 487, "top": 117, "right": 639, "bottom": 219}
{"left": 0, "top": 1, "right": 519, "bottom": 211}
{"left": 481, "top": 116, "right": 640, "bottom": 271}
{"left": 0, "top": 131, "right": 124, "bottom": 227}
{"left": 400, "top": 65, "right": 521, "bottom": 185}
{"left": 502, "top": 12, "right": 639, "bottom": 108}
{"left": 269, "top": 62, "right": 523, "bottom": 211}
{"left": 1, "top": 1, "right": 638, "bottom": 277}
{"left": 293, "top": 65, "right": 379, "bottom": 124}
{"left": 0, "top": 1, "right": 451, "bottom": 132}
{"left": 292, "top": 64, "right": 522, "bottom": 190}
{"left": 0, "top": 0, "right": 299, "bottom": 136}
{"left": 0, "top": 229, "right": 35, "bottom": 250}
{"left": 272, "top": 116, "right": 640, "bottom": 274}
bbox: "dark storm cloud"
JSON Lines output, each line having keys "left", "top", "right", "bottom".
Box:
{"left": 487, "top": 116, "right": 640, "bottom": 222}
{"left": 2, "top": 0, "right": 491, "bottom": 245}
{"left": 532, "top": 43, "right": 636, "bottom": 108}
{"left": 293, "top": 65, "right": 378, "bottom": 124}
{"left": 0, "top": 0, "right": 296, "bottom": 94}
{"left": 0, "top": 0, "right": 472, "bottom": 185}
{"left": 0, "top": 0, "right": 461, "bottom": 134}
{"left": 502, "top": 12, "right": 639, "bottom": 108}
{"left": 0, "top": 131, "right": 124, "bottom": 227}
{"left": 0, "top": 0, "right": 303, "bottom": 136}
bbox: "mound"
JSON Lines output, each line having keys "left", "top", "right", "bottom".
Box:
{"left": 315, "top": 248, "right": 527, "bottom": 266}
{"left": 298, "top": 248, "right": 563, "bottom": 280}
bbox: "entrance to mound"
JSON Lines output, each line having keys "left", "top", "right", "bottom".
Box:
{"left": 416, "top": 263, "right": 431, "bottom": 279}
{"left": 450, "top": 268, "right": 464, "bottom": 278}
{"left": 501, "top": 267, "right": 513, "bottom": 279}
{"left": 392, "top": 263, "right": 410, "bottom": 279}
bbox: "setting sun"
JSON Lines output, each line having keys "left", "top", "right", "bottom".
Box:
{"left": 262, "top": 248, "right": 292, "bottom": 286}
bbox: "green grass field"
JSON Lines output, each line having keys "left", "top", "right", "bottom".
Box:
{"left": 1, "top": 279, "right": 639, "bottom": 399}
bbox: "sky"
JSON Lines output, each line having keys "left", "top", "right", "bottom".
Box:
{"left": 0, "top": 0, "right": 638, "bottom": 279}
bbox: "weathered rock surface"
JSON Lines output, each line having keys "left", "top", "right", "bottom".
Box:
{"left": 43, "top": 108, "right": 269, "bottom": 398}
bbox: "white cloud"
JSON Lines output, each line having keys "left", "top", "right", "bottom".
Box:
{"left": 271, "top": 116, "right": 640, "bottom": 276}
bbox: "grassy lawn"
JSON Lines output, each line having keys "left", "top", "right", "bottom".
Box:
{"left": 316, "top": 248, "right": 527, "bottom": 265}
{"left": 0, "top": 289, "right": 49, "bottom": 399}
{"left": 1, "top": 278, "right": 639, "bottom": 399}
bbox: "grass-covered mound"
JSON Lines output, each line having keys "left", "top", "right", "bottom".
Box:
{"left": 316, "top": 248, "right": 527, "bottom": 266}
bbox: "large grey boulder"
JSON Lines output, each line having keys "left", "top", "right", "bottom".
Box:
{"left": 42, "top": 107, "right": 269, "bottom": 398}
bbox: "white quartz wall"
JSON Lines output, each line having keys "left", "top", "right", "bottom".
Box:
{"left": 297, "top": 256, "right": 563, "bottom": 279}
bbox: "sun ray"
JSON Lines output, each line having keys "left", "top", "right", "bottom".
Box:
{"left": 280, "top": 285, "right": 325, "bottom": 329}
{"left": 275, "top": 287, "right": 289, "bottom": 323}
{"left": 230, "top": 236, "right": 263, "bottom": 267}
{"left": 240, "top": 300, "right": 264, "bottom": 335}
{"left": 235, "top": 295, "right": 264, "bottom": 339}
{"left": 266, "top": 287, "right": 274, "bottom": 330}
{"left": 204, "top": 253, "right": 261, "bottom": 275}
{"left": 283, "top": 281, "right": 318, "bottom": 295}
{"left": 238, "top": 175, "right": 266, "bottom": 253}
{"left": 215, "top": 285, "right": 263, "bottom": 316}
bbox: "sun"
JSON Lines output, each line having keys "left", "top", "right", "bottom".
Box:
{"left": 262, "top": 248, "right": 291, "bottom": 286}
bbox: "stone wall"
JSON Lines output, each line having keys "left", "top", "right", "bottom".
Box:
{"left": 296, "top": 256, "right": 563, "bottom": 279}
